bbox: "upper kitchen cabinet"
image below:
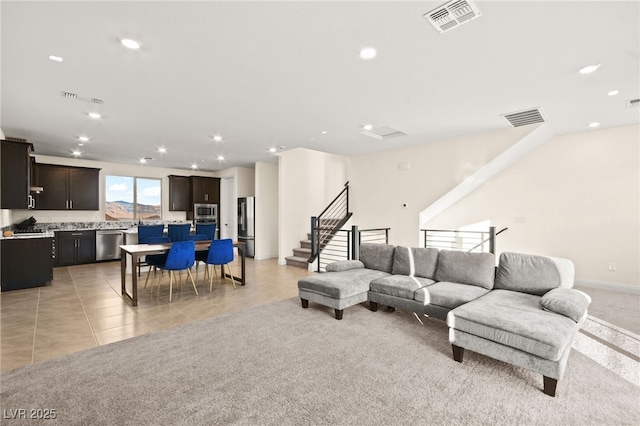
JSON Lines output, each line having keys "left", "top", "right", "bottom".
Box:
{"left": 1, "top": 139, "right": 33, "bottom": 209}
{"left": 34, "top": 164, "right": 100, "bottom": 210}
{"left": 191, "top": 176, "right": 220, "bottom": 204}
{"left": 168, "top": 175, "right": 190, "bottom": 211}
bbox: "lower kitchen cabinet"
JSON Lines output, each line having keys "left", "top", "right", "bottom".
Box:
{"left": 1, "top": 237, "right": 53, "bottom": 292}
{"left": 56, "top": 230, "right": 96, "bottom": 266}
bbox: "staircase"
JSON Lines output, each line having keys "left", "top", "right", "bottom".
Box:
{"left": 285, "top": 182, "right": 352, "bottom": 269}
{"left": 285, "top": 234, "right": 313, "bottom": 269}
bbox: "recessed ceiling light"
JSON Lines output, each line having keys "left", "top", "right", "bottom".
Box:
{"left": 360, "top": 47, "right": 377, "bottom": 60}
{"left": 48, "top": 55, "right": 63, "bottom": 62}
{"left": 158, "top": 147, "right": 167, "bottom": 153}
{"left": 321, "top": 130, "right": 327, "bottom": 134}
{"left": 72, "top": 150, "right": 81, "bottom": 156}
{"left": 268, "top": 147, "right": 277, "bottom": 153}
{"left": 217, "top": 155, "right": 225, "bottom": 161}
{"left": 363, "top": 124, "right": 373, "bottom": 131}
{"left": 120, "top": 38, "right": 141, "bottom": 50}
{"left": 88, "top": 112, "right": 101, "bottom": 119}
{"left": 213, "top": 135, "right": 222, "bottom": 142}
{"left": 78, "top": 143, "right": 84, "bottom": 147}
{"left": 608, "top": 90, "right": 619, "bottom": 96}
{"left": 588, "top": 122, "right": 601, "bottom": 128}
{"left": 139, "top": 158, "right": 147, "bottom": 164}
{"left": 78, "top": 136, "right": 89, "bottom": 142}
{"left": 190, "top": 164, "right": 198, "bottom": 169}
{"left": 578, "top": 64, "right": 601, "bottom": 74}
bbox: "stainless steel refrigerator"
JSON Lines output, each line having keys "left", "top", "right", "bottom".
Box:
{"left": 237, "top": 197, "right": 255, "bottom": 257}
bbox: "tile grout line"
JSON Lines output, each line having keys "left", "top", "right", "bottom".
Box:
{"left": 30, "top": 289, "right": 41, "bottom": 366}
{"left": 71, "top": 271, "right": 100, "bottom": 347}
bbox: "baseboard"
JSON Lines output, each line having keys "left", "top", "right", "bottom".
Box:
{"left": 574, "top": 279, "right": 640, "bottom": 295}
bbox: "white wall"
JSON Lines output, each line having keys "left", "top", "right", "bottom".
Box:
{"left": 12, "top": 154, "right": 216, "bottom": 224}
{"left": 215, "top": 166, "right": 255, "bottom": 198}
{"left": 426, "top": 125, "right": 640, "bottom": 288}
{"left": 255, "top": 162, "right": 278, "bottom": 259}
{"left": 278, "top": 148, "right": 348, "bottom": 265}
{"left": 348, "top": 126, "right": 533, "bottom": 247}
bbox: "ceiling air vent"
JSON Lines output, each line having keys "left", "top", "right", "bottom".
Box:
{"left": 91, "top": 97, "right": 104, "bottom": 104}
{"left": 424, "top": 0, "right": 482, "bottom": 33}
{"left": 62, "top": 91, "right": 77, "bottom": 100}
{"left": 503, "top": 108, "right": 546, "bottom": 127}
{"left": 360, "top": 126, "right": 406, "bottom": 140}
{"left": 627, "top": 98, "right": 640, "bottom": 108}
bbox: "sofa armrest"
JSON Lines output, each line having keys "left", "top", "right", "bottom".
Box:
{"left": 326, "top": 260, "right": 365, "bottom": 273}
{"left": 540, "top": 288, "right": 591, "bottom": 323}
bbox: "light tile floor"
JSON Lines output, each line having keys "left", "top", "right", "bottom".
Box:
{"left": 1, "top": 258, "right": 313, "bottom": 371}
{"left": 1, "top": 259, "right": 639, "bottom": 392}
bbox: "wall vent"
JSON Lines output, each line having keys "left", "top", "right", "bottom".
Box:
{"left": 627, "top": 98, "right": 640, "bottom": 108}
{"left": 360, "top": 126, "right": 407, "bottom": 140}
{"left": 91, "top": 97, "right": 104, "bottom": 104}
{"left": 62, "top": 91, "right": 77, "bottom": 99}
{"left": 424, "top": 0, "right": 482, "bottom": 33}
{"left": 503, "top": 108, "right": 546, "bottom": 127}
{"left": 61, "top": 91, "right": 104, "bottom": 104}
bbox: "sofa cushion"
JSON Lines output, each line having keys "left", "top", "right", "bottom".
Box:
{"left": 359, "top": 243, "right": 396, "bottom": 273}
{"left": 415, "top": 281, "right": 490, "bottom": 309}
{"left": 298, "top": 268, "right": 390, "bottom": 299}
{"left": 370, "top": 275, "right": 435, "bottom": 300}
{"left": 494, "top": 252, "right": 574, "bottom": 296}
{"left": 540, "top": 288, "right": 591, "bottom": 323}
{"left": 447, "top": 290, "right": 579, "bottom": 361}
{"left": 392, "top": 246, "right": 439, "bottom": 279}
{"left": 326, "top": 260, "right": 364, "bottom": 273}
{"left": 434, "top": 250, "right": 495, "bottom": 289}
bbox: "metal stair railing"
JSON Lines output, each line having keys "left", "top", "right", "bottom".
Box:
{"left": 309, "top": 182, "right": 352, "bottom": 264}
{"left": 421, "top": 226, "right": 508, "bottom": 254}
{"left": 316, "top": 226, "right": 390, "bottom": 272}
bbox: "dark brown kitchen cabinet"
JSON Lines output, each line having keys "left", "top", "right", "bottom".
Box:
{"left": 190, "top": 176, "right": 220, "bottom": 204}
{"left": 55, "top": 230, "right": 96, "bottom": 266}
{"left": 1, "top": 139, "right": 33, "bottom": 209}
{"left": 1, "top": 237, "right": 53, "bottom": 291}
{"left": 34, "top": 164, "right": 100, "bottom": 210}
{"left": 168, "top": 175, "right": 190, "bottom": 211}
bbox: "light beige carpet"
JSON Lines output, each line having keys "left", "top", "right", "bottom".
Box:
{"left": 1, "top": 298, "right": 638, "bottom": 425}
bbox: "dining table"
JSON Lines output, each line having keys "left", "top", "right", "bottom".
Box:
{"left": 119, "top": 240, "right": 246, "bottom": 306}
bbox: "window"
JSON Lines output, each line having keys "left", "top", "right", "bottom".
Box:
{"left": 105, "top": 175, "right": 162, "bottom": 221}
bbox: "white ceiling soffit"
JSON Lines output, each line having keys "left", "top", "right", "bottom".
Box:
{"left": 360, "top": 126, "right": 407, "bottom": 140}
{"left": 424, "top": 0, "right": 482, "bottom": 33}
{"left": 503, "top": 108, "right": 546, "bottom": 128}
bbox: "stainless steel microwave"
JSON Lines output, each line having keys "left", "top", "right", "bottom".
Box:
{"left": 194, "top": 203, "right": 217, "bottom": 221}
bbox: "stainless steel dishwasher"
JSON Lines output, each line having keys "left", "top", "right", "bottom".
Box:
{"left": 96, "top": 230, "right": 124, "bottom": 261}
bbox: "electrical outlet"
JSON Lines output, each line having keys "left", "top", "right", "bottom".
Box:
{"left": 608, "top": 262, "right": 617, "bottom": 272}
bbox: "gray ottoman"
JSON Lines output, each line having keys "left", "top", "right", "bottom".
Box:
{"left": 298, "top": 267, "right": 389, "bottom": 319}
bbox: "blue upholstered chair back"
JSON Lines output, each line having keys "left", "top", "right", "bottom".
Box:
{"left": 206, "top": 239, "right": 234, "bottom": 265}
{"left": 190, "top": 234, "right": 208, "bottom": 241}
{"left": 168, "top": 223, "right": 191, "bottom": 242}
{"left": 138, "top": 224, "right": 164, "bottom": 244}
{"left": 195, "top": 223, "right": 216, "bottom": 240}
{"left": 145, "top": 236, "right": 170, "bottom": 266}
{"left": 163, "top": 241, "right": 195, "bottom": 271}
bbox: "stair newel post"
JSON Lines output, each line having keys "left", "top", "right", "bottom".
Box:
{"left": 489, "top": 226, "right": 496, "bottom": 254}
{"left": 310, "top": 216, "right": 317, "bottom": 258}
{"left": 351, "top": 225, "right": 359, "bottom": 260}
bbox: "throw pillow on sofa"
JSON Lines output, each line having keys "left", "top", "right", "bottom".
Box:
{"left": 392, "top": 246, "right": 439, "bottom": 279}
{"left": 540, "top": 288, "right": 591, "bottom": 322}
{"left": 434, "top": 250, "right": 495, "bottom": 289}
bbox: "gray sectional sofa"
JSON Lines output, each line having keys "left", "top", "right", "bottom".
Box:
{"left": 297, "top": 243, "right": 591, "bottom": 397}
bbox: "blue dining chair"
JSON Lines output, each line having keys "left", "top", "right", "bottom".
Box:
{"left": 167, "top": 223, "right": 191, "bottom": 242}
{"left": 137, "top": 224, "right": 165, "bottom": 276}
{"left": 202, "top": 239, "right": 235, "bottom": 292}
{"left": 195, "top": 223, "right": 216, "bottom": 240}
{"left": 156, "top": 240, "right": 198, "bottom": 302}
{"left": 144, "top": 236, "right": 170, "bottom": 290}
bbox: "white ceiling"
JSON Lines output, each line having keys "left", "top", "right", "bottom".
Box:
{"left": 1, "top": 1, "right": 639, "bottom": 172}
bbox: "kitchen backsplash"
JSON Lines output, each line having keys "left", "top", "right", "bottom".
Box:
{"left": 2, "top": 220, "right": 191, "bottom": 233}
